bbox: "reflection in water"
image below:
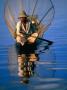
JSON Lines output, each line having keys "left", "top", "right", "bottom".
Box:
{"left": 16, "top": 42, "right": 39, "bottom": 84}
{"left": 17, "top": 54, "right": 38, "bottom": 84}
{"left": 3, "top": 42, "right": 67, "bottom": 89}
{"left": 14, "top": 40, "right": 54, "bottom": 84}
{"left": 8, "top": 40, "right": 54, "bottom": 84}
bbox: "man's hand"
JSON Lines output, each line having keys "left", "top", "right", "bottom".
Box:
{"left": 27, "top": 33, "right": 38, "bottom": 43}
{"left": 27, "top": 36, "right": 36, "bottom": 43}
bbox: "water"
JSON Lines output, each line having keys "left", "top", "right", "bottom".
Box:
{"left": 0, "top": 45, "right": 67, "bottom": 90}
{"left": 0, "top": 0, "right": 67, "bottom": 89}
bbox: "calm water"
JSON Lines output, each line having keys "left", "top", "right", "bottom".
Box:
{"left": 0, "top": 45, "right": 67, "bottom": 90}
{"left": 0, "top": 0, "right": 67, "bottom": 89}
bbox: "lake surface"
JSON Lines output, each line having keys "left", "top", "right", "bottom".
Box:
{"left": 0, "top": 44, "right": 67, "bottom": 90}
{"left": 0, "top": 0, "right": 67, "bottom": 89}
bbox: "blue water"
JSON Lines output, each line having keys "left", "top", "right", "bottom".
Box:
{"left": 0, "top": 0, "right": 67, "bottom": 89}
{"left": 0, "top": 45, "right": 67, "bottom": 90}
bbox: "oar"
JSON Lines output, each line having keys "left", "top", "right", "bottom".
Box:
{"left": 37, "top": 37, "right": 53, "bottom": 45}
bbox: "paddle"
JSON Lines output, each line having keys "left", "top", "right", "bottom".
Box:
{"left": 36, "top": 37, "right": 53, "bottom": 45}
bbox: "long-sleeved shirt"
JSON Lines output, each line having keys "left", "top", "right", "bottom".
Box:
{"left": 16, "top": 20, "right": 38, "bottom": 37}
{"left": 16, "top": 21, "right": 31, "bottom": 36}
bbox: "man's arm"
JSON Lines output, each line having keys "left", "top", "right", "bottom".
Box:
{"left": 16, "top": 21, "right": 23, "bottom": 37}
{"left": 16, "top": 21, "right": 25, "bottom": 46}
{"left": 27, "top": 22, "right": 39, "bottom": 43}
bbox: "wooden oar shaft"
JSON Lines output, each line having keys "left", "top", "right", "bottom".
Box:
{"left": 25, "top": 34, "right": 53, "bottom": 45}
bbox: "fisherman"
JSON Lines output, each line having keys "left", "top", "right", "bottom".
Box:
{"left": 16, "top": 11, "right": 38, "bottom": 46}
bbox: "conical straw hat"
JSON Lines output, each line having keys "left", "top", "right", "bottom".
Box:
{"left": 18, "top": 11, "right": 27, "bottom": 18}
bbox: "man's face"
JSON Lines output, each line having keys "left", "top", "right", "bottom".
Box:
{"left": 20, "top": 17, "right": 27, "bottom": 23}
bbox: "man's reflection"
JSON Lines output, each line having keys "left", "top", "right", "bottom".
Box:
{"left": 17, "top": 53, "right": 38, "bottom": 84}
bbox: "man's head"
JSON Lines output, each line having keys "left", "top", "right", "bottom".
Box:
{"left": 18, "top": 11, "right": 27, "bottom": 23}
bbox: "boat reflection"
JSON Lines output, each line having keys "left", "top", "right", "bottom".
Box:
{"left": 8, "top": 40, "right": 53, "bottom": 84}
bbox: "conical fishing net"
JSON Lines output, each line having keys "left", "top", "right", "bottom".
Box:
{"left": 4, "top": 0, "right": 55, "bottom": 38}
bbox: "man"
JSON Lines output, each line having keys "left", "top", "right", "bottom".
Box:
{"left": 16, "top": 11, "right": 38, "bottom": 46}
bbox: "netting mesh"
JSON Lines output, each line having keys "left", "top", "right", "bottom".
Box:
{"left": 4, "top": 0, "right": 55, "bottom": 38}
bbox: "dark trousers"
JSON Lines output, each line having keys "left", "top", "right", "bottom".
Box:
{"left": 15, "top": 42, "right": 37, "bottom": 55}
